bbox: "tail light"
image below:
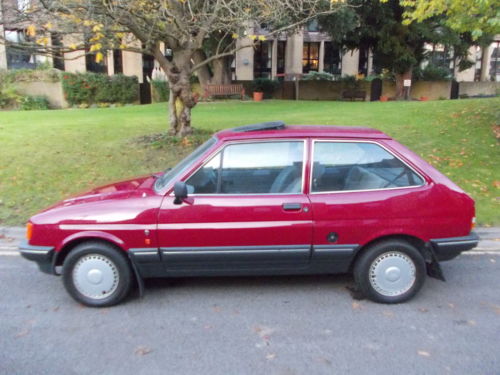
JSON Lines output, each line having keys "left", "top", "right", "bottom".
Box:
{"left": 471, "top": 217, "right": 476, "bottom": 232}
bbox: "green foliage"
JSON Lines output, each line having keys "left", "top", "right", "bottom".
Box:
{"left": 302, "top": 71, "right": 336, "bottom": 81}
{"left": 402, "top": 0, "right": 500, "bottom": 40}
{"left": 251, "top": 78, "right": 279, "bottom": 98}
{"left": 1, "top": 68, "right": 61, "bottom": 83}
{"left": 151, "top": 80, "right": 170, "bottom": 102}
{"left": 0, "top": 82, "right": 22, "bottom": 109}
{"left": 20, "top": 96, "right": 50, "bottom": 110}
{"left": 62, "top": 72, "right": 138, "bottom": 105}
{"left": 413, "top": 64, "right": 452, "bottom": 81}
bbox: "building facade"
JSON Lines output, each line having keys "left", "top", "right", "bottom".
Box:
{"left": 1, "top": 0, "right": 499, "bottom": 83}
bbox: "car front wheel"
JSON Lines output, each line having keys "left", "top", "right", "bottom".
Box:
{"left": 62, "top": 242, "right": 133, "bottom": 307}
{"left": 354, "top": 239, "right": 426, "bottom": 304}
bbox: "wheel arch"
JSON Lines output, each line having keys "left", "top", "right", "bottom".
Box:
{"left": 54, "top": 231, "right": 127, "bottom": 268}
{"left": 350, "top": 233, "right": 429, "bottom": 272}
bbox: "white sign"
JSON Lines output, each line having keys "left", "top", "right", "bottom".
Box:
{"left": 403, "top": 79, "right": 412, "bottom": 87}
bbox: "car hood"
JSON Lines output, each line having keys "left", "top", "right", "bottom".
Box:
{"left": 43, "top": 174, "right": 160, "bottom": 211}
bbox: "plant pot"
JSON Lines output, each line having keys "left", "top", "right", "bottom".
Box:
{"left": 253, "top": 91, "right": 264, "bottom": 102}
{"left": 420, "top": 96, "right": 429, "bottom": 101}
{"left": 379, "top": 95, "right": 389, "bottom": 102}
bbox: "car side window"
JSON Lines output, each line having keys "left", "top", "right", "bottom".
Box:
{"left": 311, "top": 141, "right": 424, "bottom": 192}
{"left": 186, "top": 141, "right": 304, "bottom": 194}
{"left": 185, "top": 153, "right": 221, "bottom": 194}
{"left": 221, "top": 141, "right": 304, "bottom": 194}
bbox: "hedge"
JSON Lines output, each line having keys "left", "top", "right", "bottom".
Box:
{"left": 62, "top": 72, "right": 139, "bottom": 105}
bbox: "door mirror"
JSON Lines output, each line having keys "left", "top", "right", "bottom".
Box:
{"left": 173, "top": 181, "right": 188, "bottom": 204}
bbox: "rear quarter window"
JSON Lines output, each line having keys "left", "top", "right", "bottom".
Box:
{"left": 311, "top": 141, "right": 424, "bottom": 192}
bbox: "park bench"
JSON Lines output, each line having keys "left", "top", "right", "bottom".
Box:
{"left": 342, "top": 90, "right": 366, "bottom": 101}
{"left": 203, "top": 84, "right": 246, "bottom": 100}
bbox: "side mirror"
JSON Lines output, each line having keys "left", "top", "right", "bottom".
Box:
{"left": 173, "top": 181, "right": 188, "bottom": 204}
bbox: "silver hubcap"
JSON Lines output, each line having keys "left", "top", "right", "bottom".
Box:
{"left": 369, "top": 251, "right": 416, "bottom": 297}
{"left": 73, "top": 254, "right": 119, "bottom": 300}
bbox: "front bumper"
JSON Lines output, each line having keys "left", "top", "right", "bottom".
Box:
{"left": 19, "top": 240, "right": 55, "bottom": 274}
{"left": 430, "top": 232, "right": 479, "bottom": 261}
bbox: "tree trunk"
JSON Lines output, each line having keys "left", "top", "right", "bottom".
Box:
{"left": 394, "top": 69, "right": 412, "bottom": 100}
{"left": 211, "top": 56, "right": 233, "bottom": 84}
{"left": 192, "top": 50, "right": 211, "bottom": 86}
{"left": 153, "top": 48, "right": 197, "bottom": 136}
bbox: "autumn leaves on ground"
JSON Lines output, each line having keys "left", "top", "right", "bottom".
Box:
{"left": 0, "top": 97, "right": 498, "bottom": 225}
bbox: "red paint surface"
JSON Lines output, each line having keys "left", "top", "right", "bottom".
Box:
{"left": 28, "top": 126, "right": 475, "bottom": 254}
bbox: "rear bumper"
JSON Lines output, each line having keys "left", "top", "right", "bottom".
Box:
{"left": 19, "top": 240, "right": 55, "bottom": 274}
{"left": 430, "top": 232, "right": 479, "bottom": 261}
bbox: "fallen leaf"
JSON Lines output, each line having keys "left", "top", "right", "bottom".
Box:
{"left": 418, "top": 350, "right": 431, "bottom": 357}
{"left": 15, "top": 329, "right": 30, "bottom": 338}
{"left": 352, "top": 301, "right": 362, "bottom": 310}
{"left": 135, "top": 346, "right": 153, "bottom": 356}
{"left": 266, "top": 353, "right": 276, "bottom": 360}
{"left": 448, "top": 303, "right": 455, "bottom": 309}
{"left": 468, "top": 320, "right": 477, "bottom": 326}
{"left": 383, "top": 311, "right": 394, "bottom": 317}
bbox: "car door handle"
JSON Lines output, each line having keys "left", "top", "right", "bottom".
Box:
{"left": 282, "top": 203, "right": 302, "bottom": 211}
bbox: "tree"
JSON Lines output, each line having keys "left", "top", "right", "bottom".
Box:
{"left": 1, "top": 0, "right": 345, "bottom": 135}
{"left": 400, "top": 0, "right": 500, "bottom": 40}
{"left": 319, "top": 0, "right": 477, "bottom": 99}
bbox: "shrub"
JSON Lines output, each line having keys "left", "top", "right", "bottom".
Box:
{"left": 302, "top": 71, "right": 335, "bottom": 81}
{"left": 151, "top": 79, "right": 170, "bottom": 102}
{"left": 20, "top": 95, "right": 50, "bottom": 110}
{"left": 413, "top": 64, "right": 452, "bottom": 81}
{"left": 251, "top": 78, "right": 279, "bottom": 98}
{"left": 62, "top": 72, "right": 139, "bottom": 105}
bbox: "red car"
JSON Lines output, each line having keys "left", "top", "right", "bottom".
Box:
{"left": 20, "top": 122, "right": 478, "bottom": 307}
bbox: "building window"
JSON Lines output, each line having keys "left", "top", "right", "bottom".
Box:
{"left": 324, "top": 42, "right": 341, "bottom": 75}
{"left": 5, "top": 29, "right": 38, "bottom": 69}
{"left": 307, "top": 19, "right": 320, "bottom": 32}
{"left": 254, "top": 41, "right": 272, "bottom": 78}
{"left": 51, "top": 33, "right": 65, "bottom": 71}
{"left": 113, "top": 49, "right": 123, "bottom": 74}
{"left": 303, "top": 42, "right": 319, "bottom": 73}
{"left": 277, "top": 41, "right": 286, "bottom": 77}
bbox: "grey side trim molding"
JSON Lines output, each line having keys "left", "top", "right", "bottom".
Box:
{"left": 312, "top": 244, "right": 359, "bottom": 261}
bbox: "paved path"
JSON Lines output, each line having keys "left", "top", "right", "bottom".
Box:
{"left": 1, "top": 248, "right": 499, "bottom": 374}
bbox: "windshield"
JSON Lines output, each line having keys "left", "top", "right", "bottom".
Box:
{"left": 154, "top": 137, "right": 217, "bottom": 191}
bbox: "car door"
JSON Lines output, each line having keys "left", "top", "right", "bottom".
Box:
{"left": 157, "top": 139, "right": 313, "bottom": 276}
{"left": 307, "top": 139, "right": 428, "bottom": 273}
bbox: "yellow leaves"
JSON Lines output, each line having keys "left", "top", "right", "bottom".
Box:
{"left": 119, "top": 43, "right": 127, "bottom": 49}
{"left": 89, "top": 43, "right": 102, "bottom": 52}
{"left": 92, "top": 24, "right": 103, "bottom": 32}
{"left": 95, "top": 52, "right": 104, "bottom": 63}
{"left": 69, "top": 43, "right": 77, "bottom": 50}
{"left": 231, "top": 33, "right": 239, "bottom": 39}
{"left": 249, "top": 35, "right": 257, "bottom": 40}
{"left": 26, "top": 25, "right": 37, "bottom": 37}
{"left": 258, "top": 35, "right": 266, "bottom": 41}
{"left": 44, "top": 22, "right": 53, "bottom": 30}
{"left": 36, "top": 37, "right": 49, "bottom": 46}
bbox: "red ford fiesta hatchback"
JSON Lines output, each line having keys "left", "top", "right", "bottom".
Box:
{"left": 20, "top": 122, "right": 478, "bottom": 307}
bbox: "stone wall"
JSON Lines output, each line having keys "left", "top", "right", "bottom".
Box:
{"left": 15, "top": 81, "right": 68, "bottom": 109}
{"left": 458, "top": 82, "right": 500, "bottom": 98}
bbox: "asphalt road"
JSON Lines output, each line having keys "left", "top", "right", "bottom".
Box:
{"left": 1, "top": 251, "right": 499, "bottom": 375}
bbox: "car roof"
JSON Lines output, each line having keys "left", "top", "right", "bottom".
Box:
{"left": 215, "top": 122, "right": 391, "bottom": 141}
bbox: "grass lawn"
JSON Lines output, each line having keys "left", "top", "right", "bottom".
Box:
{"left": 0, "top": 98, "right": 499, "bottom": 226}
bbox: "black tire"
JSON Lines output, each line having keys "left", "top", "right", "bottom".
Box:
{"left": 353, "top": 239, "right": 426, "bottom": 304}
{"left": 62, "top": 241, "right": 133, "bottom": 307}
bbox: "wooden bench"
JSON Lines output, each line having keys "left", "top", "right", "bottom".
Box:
{"left": 203, "top": 84, "right": 245, "bottom": 100}
{"left": 342, "top": 90, "right": 366, "bottom": 101}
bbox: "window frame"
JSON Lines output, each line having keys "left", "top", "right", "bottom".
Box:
{"left": 309, "top": 139, "right": 427, "bottom": 195}
{"left": 182, "top": 139, "right": 308, "bottom": 196}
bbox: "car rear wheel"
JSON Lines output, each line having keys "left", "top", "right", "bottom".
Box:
{"left": 354, "top": 239, "right": 426, "bottom": 304}
{"left": 62, "top": 242, "right": 132, "bottom": 307}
